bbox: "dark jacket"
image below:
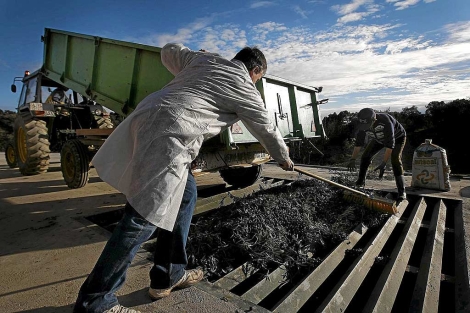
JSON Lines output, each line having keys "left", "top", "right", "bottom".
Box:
{"left": 356, "top": 113, "right": 406, "bottom": 149}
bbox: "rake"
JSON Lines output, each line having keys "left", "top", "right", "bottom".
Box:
{"left": 294, "top": 168, "right": 397, "bottom": 214}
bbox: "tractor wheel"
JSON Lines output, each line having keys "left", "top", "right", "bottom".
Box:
{"left": 219, "top": 165, "right": 262, "bottom": 188}
{"left": 61, "top": 140, "right": 90, "bottom": 189}
{"left": 13, "top": 115, "right": 50, "bottom": 175}
{"left": 5, "top": 142, "right": 17, "bottom": 168}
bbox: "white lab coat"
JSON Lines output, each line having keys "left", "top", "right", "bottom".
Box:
{"left": 91, "top": 43, "right": 290, "bottom": 231}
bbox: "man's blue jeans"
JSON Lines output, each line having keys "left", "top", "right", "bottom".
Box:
{"left": 73, "top": 172, "right": 197, "bottom": 313}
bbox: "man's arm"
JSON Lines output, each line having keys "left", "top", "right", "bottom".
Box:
{"left": 347, "top": 146, "right": 361, "bottom": 171}
{"left": 241, "top": 116, "right": 291, "bottom": 165}
{"left": 382, "top": 148, "right": 392, "bottom": 163}
{"left": 161, "top": 43, "right": 198, "bottom": 76}
{"left": 382, "top": 114, "right": 396, "bottom": 150}
{"left": 232, "top": 92, "right": 292, "bottom": 167}
{"left": 351, "top": 146, "right": 362, "bottom": 160}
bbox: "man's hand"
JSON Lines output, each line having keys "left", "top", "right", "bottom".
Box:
{"left": 279, "top": 159, "right": 294, "bottom": 171}
{"left": 347, "top": 159, "right": 356, "bottom": 172}
{"left": 374, "top": 161, "right": 387, "bottom": 179}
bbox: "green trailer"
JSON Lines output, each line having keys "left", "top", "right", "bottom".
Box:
{"left": 11, "top": 28, "right": 326, "bottom": 188}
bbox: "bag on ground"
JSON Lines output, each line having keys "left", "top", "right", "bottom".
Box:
{"left": 411, "top": 139, "right": 451, "bottom": 191}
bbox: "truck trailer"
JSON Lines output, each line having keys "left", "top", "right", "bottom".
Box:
{"left": 10, "top": 28, "right": 327, "bottom": 189}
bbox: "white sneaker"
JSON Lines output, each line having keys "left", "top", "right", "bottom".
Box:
{"left": 104, "top": 304, "right": 141, "bottom": 313}
{"left": 148, "top": 268, "right": 204, "bottom": 300}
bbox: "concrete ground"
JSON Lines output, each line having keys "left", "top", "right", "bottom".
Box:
{"left": 0, "top": 154, "right": 469, "bottom": 313}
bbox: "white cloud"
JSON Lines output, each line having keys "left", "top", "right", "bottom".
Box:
{"left": 337, "top": 12, "right": 370, "bottom": 23}
{"left": 220, "top": 29, "right": 237, "bottom": 41}
{"left": 445, "top": 21, "right": 470, "bottom": 43}
{"left": 387, "top": 0, "right": 420, "bottom": 10}
{"left": 384, "top": 37, "right": 432, "bottom": 54}
{"left": 250, "top": 1, "right": 275, "bottom": 9}
{"left": 324, "top": 74, "right": 470, "bottom": 114}
{"left": 252, "top": 22, "right": 288, "bottom": 42}
{"left": 137, "top": 17, "right": 213, "bottom": 47}
{"left": 134, "top": 18, "right": 470, "bottom": 115}
{"left": 193, "top": 25, "right": 248, "bottom": 56}
{"left": 332, "top": 0, "right": 372, "bottom": 15}
{"left": 254, "top": 21, "right": 288, "bottom": 32}
{"left": 251, "top": 21, "right": 470, "bottom": 114}
{"left": 293, "top": 5, "right": 310, "bottom": 19}
{"left": 332, "top": 0, "right": 381, "bottom": 24}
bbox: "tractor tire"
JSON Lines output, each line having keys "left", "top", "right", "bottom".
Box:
{"left": 219, "top": 165, "right": 262, "bottom": 188}
{"left": 5, "top": 141, "right": 17, "bottom": 168}
{"left": 13, "top": 115, "right": 50, "bottom": 175}
{"left": 61, "top": 140, "right": 90, "bottom": 189}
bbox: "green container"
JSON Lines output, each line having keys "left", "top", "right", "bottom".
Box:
{"left": 43, "top": 28, "right": 174, "bottom": 116}
{"left": 42, "top": 28, "right": 325, "bottom": 143}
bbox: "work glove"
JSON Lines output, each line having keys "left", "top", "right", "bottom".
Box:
{"left": 374, "top": 161, "right": 387, "bottom": 179}
{"left": 347, "top": 159, "right": 356, "bottom": 172}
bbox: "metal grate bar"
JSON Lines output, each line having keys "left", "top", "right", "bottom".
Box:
{"left": 410, "top": 200, "right": 446, "bottom": 313}
{"left": 213, "top": 263, "right": 257, "bottom": 291}
{"left": 453, "top": 201, "right": 470, "bottom": 312}
{"left": 241, "top": 266, "right": 287, "bottom": 305}
{"left": 197, "top": 281, "right": 272, "bottom": 313}
{"left": 315, "top": 199, "right": 409, "bottom": 313}
{"left": 363, "top": 197, "right": 427, "bottom": 313}
{"left": 272, "top": 223, "right": 368, "bottom": 313}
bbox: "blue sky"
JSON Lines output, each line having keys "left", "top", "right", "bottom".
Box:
{"left": 1, "top": 0, "right": 469, "bottom": 116}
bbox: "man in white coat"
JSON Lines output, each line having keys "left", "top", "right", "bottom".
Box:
{"left": 74, "top": 43, "right": 294, "bottom": 313}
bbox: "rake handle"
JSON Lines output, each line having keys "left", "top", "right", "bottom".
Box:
{"left": 294, "top": 168, "right": 368, "bottom": 197}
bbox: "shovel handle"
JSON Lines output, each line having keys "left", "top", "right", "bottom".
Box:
{"left": 294, "top": 168, "right": 368, "bottom": 197}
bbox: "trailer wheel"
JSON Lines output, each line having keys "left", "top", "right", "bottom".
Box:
{"left": 13, "top": 115, "right": 50, "bottom": 175}
{"left": 5, "top": 142, "right": 17, "bottom": 168}
{"left": 61, "top": 140, "right": 90, "bottom": 189}
{"left": 219, "top": 165, "right": 262, "bottom": 188}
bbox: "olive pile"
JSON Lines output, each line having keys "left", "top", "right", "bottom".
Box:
{"left": 186, "top": 178, "right": 388, "bottom": 283}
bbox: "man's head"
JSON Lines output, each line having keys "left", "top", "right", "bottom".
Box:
{"left": 356, "top": 108, "right": 376, "bottom": 131}
{"left": 233, "top": 46, "right": 267, "bottom": 84}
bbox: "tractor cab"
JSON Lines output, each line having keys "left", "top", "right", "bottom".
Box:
{"left": 10, "top": 69, "right": 114, "bottom": 187}
{"left": 12, "top": 70, "right": 90, "bottom": 111}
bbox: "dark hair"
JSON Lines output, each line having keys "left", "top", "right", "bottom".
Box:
{"left": 357, "top": 108, "right": 376, "bottom": 124}
{"left": 233, "top": 46, "right": 267, "bottom": 74}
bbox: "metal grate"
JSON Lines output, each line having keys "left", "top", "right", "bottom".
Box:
{"left": 83, "top": 184, "right": 470, "bottom": 312}
{"left": 198, "top": 195, "right": 470, "bottom": 313}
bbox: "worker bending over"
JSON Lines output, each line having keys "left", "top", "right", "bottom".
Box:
{"left": 348, "top": 108, "right": 407, "bottom": 201}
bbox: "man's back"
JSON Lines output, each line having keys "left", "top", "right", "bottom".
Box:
{"left": 91, "top": 43, "right": 290, "bottom": 231}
